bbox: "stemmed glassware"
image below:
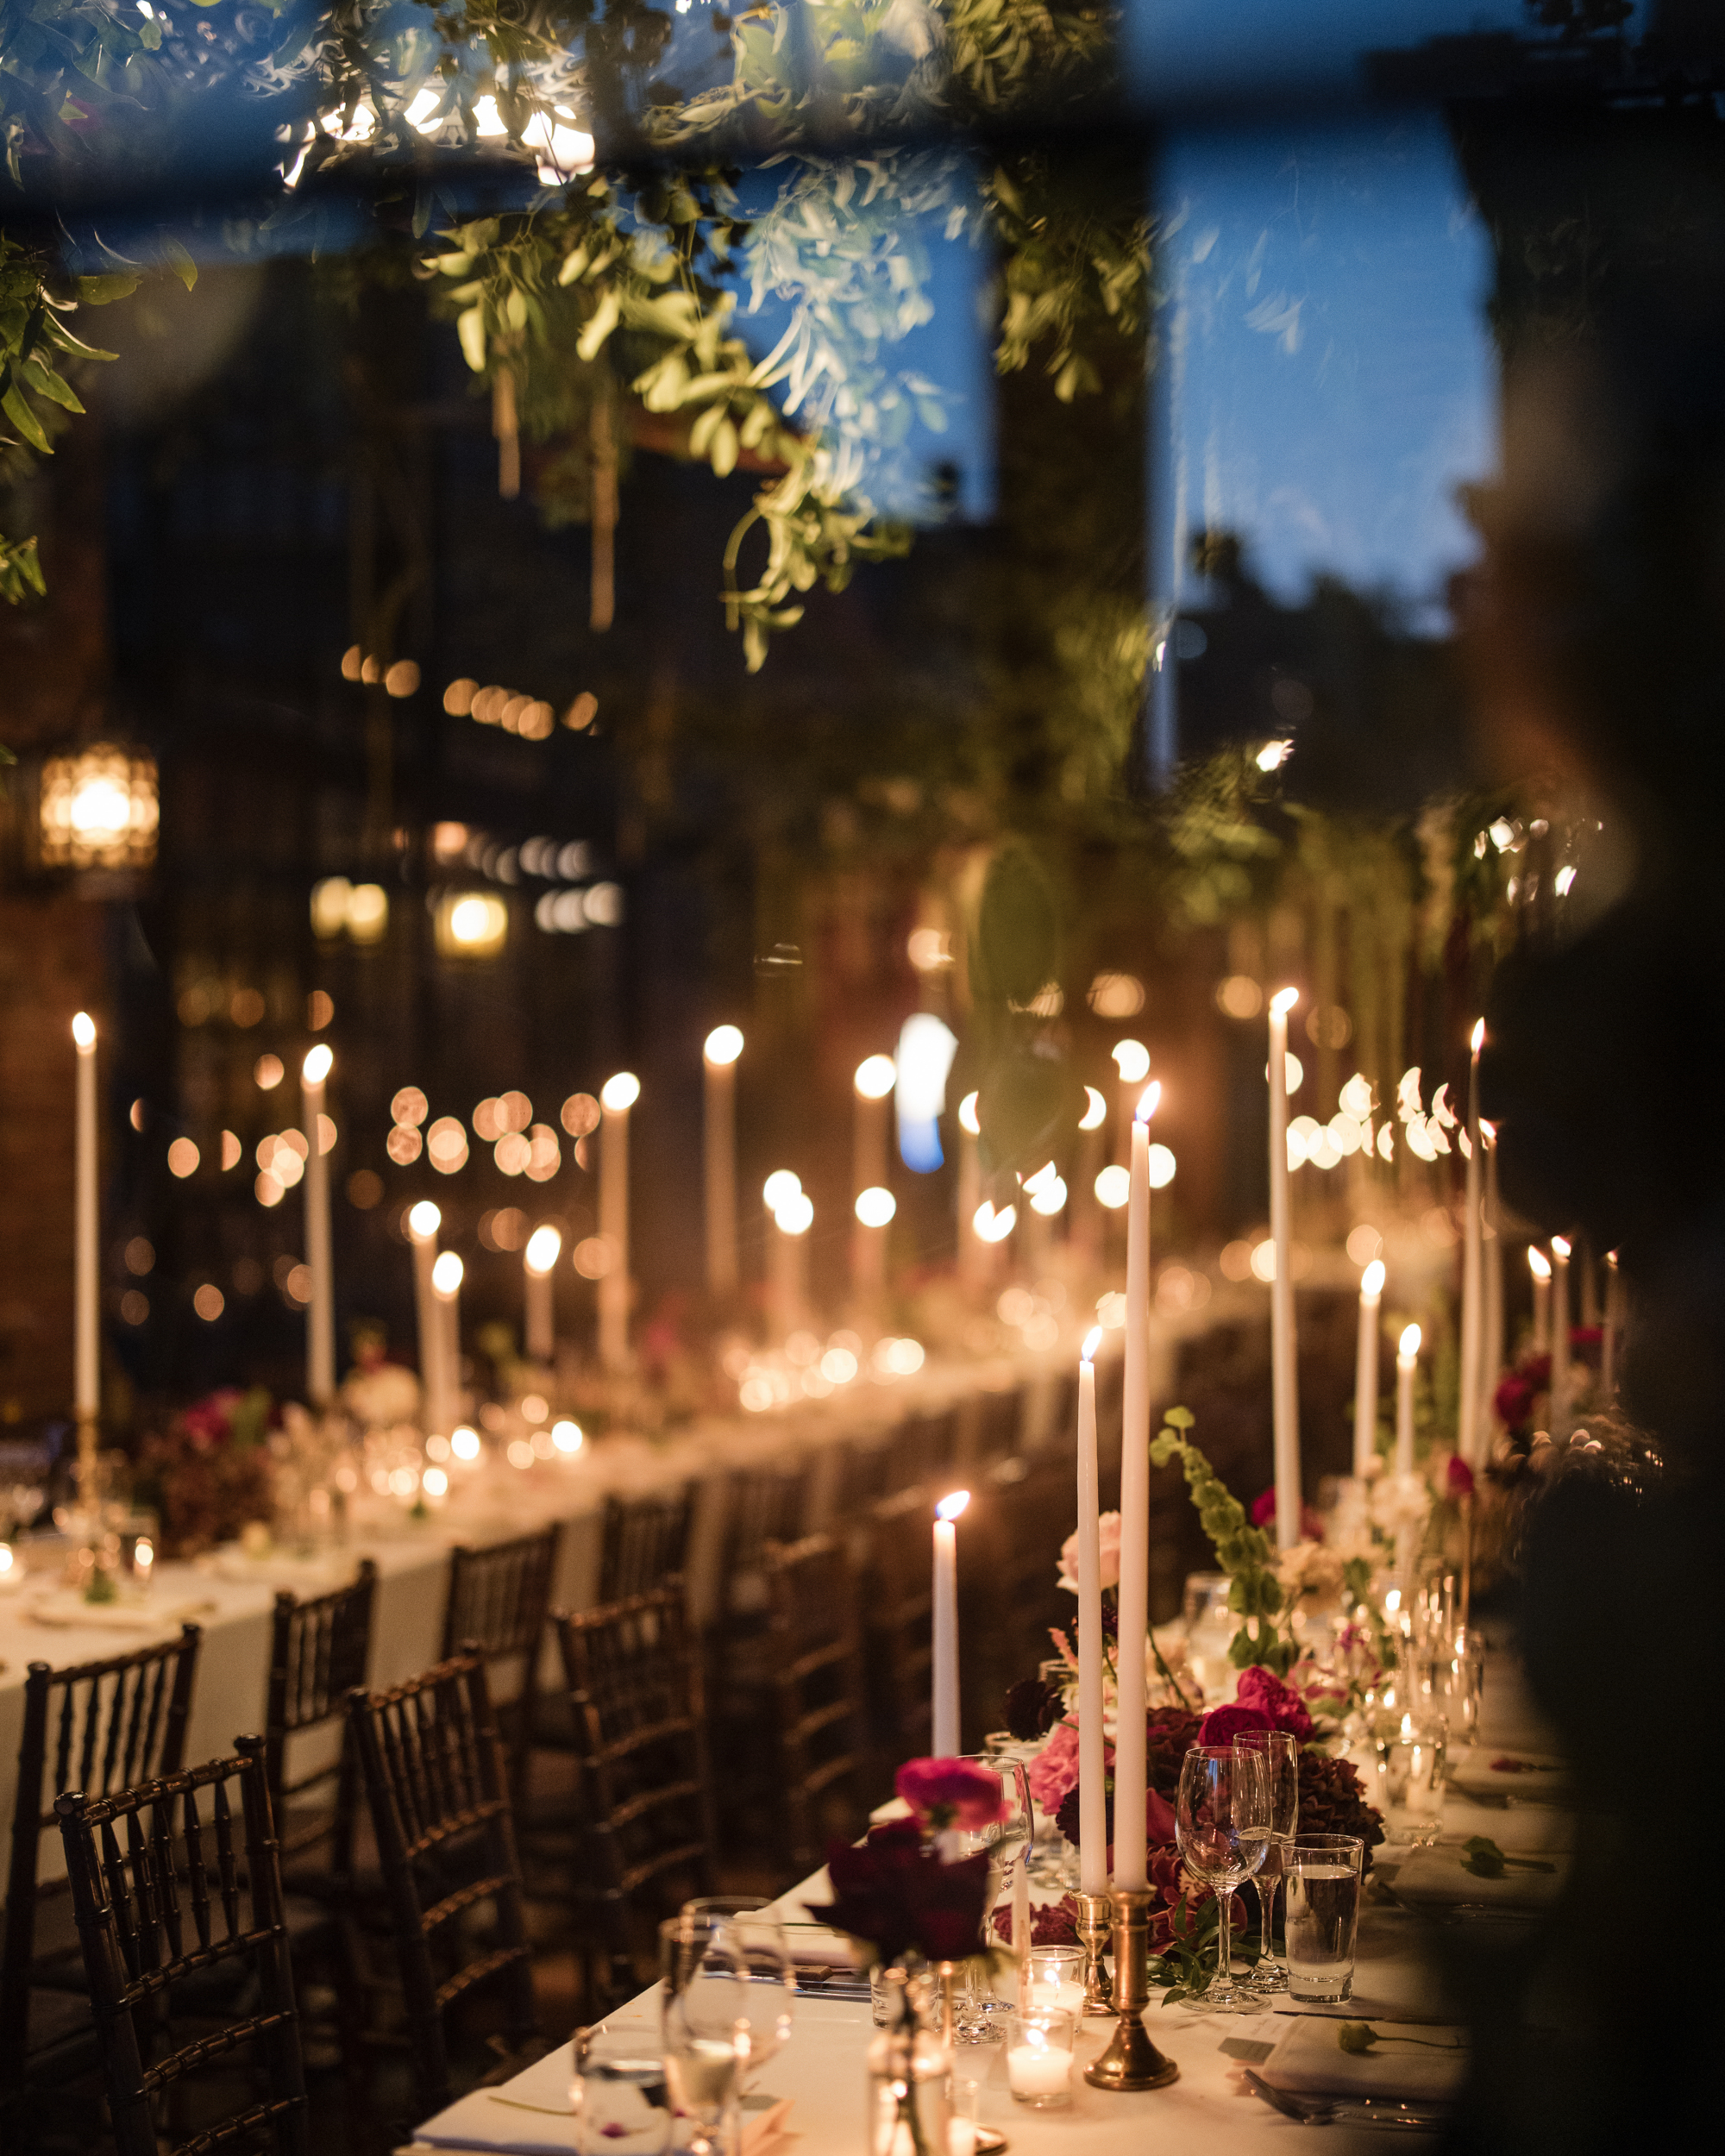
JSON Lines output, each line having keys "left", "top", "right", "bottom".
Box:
{"left": 660, "top": 1913, "right": 750, "bottom": 2154}
{"left": 1175, "top": 1744, "right": 1271, "bottom": 2013}
{"left": 1231, "top": 1728, "right": 1299, "bottom": 1993}
{"left": 944, "top": 1753, "right": 1032, "bottom": 2042}
{"left": 570, "top": 2023, "right": 674, "bottom": 2155}
{"left": 679, "top": 1897, "right": 795, "bottom": 2084}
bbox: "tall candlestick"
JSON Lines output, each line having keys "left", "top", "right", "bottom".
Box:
{"left": 1114, "top": 1080, "right": 1160, "bottom": 1893}
{"left": 1396, "top": 1324, "right": 1421, "bottom": 1475}
{"left": 598, "top": 1071, "right": 638, "bottom": 1371}
{"left": 1352, "top": 1258, "right": 1385, "bottom": 1478}
{"left": 1528, "top": 1245, "right": 1552, "bottom": 1353}
{"left": 1549, "top": 1234, "right": 1571, "bottom": 1434}
{"left": 1075, "top": 1330, "right": 1107, "bottom": 1894}
{"left": 932, "top": 1489, "right": 969, "bottom": 1754}
{"left": 1481, "top": 1123, "right": 1503, "bottom": 1442}
{"left": 1603, "top": 1250, "right": 1623, "bottom": 1396}
{"left": 703, "top": 1026, "right": 743, "bottom": 1300}
{"left": 72, "top": 1013, "right": 99, "bottom": 1509}
{"left": 409, "top": 1202, "right": 445, "bottom": 1433}
{"left": 957, "top": 1091, "right": 987, "bottom": 1287}
{"left": 770, "top": 1184, "right": 813, "bottom": 1338}
{"left": 1457, "top": 1021, "right": 1484, "bottom": 1463}
{"left": 524, "top": 1223, "right": 561, "bottom": 1363}
{"left": 431, "top": 1250, "right": 464, "bottom": 1438}
{"left": 1267, "top": 987, "right": 1302, "bottom": 1551}
{"left": 301, "top": 1045, "right": 336, "bottom": 1407}
{"left": 852, "top": 1185, "right": 894, "bottom": 1307}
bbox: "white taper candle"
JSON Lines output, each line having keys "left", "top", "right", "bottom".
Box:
{"left": 1352, "top": 1259, "right": 1385, "bottom": 1478}
{"left": 932, "top": 1489, "right": 968, "bottom": 1753}
{"left": 1075, "top": 1329, "right": 1107, "bottom": 1893}
{"left": 1113, "top": 1079, "right": 1159, "bottom": 1892}
{"left": 301, "top": 1045, "right": 336, "bottom": 1407}
{"left": 1268, "top": 987, "right": 1302, "bottom": 1550}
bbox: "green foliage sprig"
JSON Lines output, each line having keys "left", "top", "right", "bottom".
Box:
{"left": 1149, "top": 1408, "right": 1296, "bottom": 1677}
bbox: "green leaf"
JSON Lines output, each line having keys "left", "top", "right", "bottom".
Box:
{"left": 160, "top": 237, "right": 198, "bottom": 292}
{"left": 77, "top": 274, "right": 141, "bottom": 305}
{"left": 3, "top": 384, "right": 52, "bottom": 454}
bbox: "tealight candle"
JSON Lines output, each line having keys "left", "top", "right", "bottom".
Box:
{"left": 1021, "top": 1947, "right": 1086, "bottom": 2017}
{"left": 1006, "top": 2008, "right": 1074, "bottom": 2107}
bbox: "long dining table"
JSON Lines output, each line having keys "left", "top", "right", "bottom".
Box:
{"left": 403, "top": 1643, "right": 1567, "bottom": 2156}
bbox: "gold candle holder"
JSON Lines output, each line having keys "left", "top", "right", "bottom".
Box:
{"left": 1082, "top": 1888, "right": 1178, "bottom": 2092}
{"left": 1072, "top": 1889, "right": 1115, "bottom": 2015}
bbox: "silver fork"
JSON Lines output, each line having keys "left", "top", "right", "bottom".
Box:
{"left": 1243, "top": 2067, "right": 1449, "bottom": 2131}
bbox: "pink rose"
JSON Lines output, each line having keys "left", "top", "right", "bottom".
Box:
{"left": 894, "top": 1757, "right": 1009, "bottom": 1831}
{"left": 1234, "top": 1666, "right": 1315, "bottom": 1742}
{"left": 1057, "top": 1510, "right": 1122, "bottom": 1593}
{"left": 1026, "top": 1719, "right": 1084, "bottom": 1815}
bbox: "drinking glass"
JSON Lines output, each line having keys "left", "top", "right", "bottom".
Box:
{"left": 1231, "top": 1727, "right": 1299, "bottom": 1993}
{"left": 660, "top": 1913, "right": 749, "bottom": 2154}
{"left": 1283, "top": 1835, "right": 1364, "bottom": 2002}
{"left": 1175, "top": 1745, "right": 1270, "bottom": 2012}
{"left": 571, "top": 2024, "right": 673, "bottom": 2155}
{"left": 680, "top": 1897, "right": 794, "bottom": 2079}
{"left": 946, "top": 1752, "right": 1032, "bottom": 2040}
{"left": 1372, "top": 1713, "right": 1447, "bottom": 1847}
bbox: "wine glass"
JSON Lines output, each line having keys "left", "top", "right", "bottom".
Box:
{"left": 680, "top": 1896, "right": 794, "bottom": 2080}
{"left": 1175, "top": 1745, "right": 1270, "bottom": 2013}
{"left": 660, "top": 1913, "right": 749, "bottom": 2154}
{"left": 1231, "top": 1729, "right": 1299, "bottom": 1993}
{"left": 945, "top": 1753, "right": 1032, "bottom": 2040}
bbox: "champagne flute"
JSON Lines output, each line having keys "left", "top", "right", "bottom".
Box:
{"left": 1231, "top": 1728, "right": 1299, "bottom": 1993}
{"left": 1175, "top": 1745, "right": 1270, "bottom": 2013}
{"left": 945, "top": 1753, "right": 1032, "bottom": 2039}
{"left": 660, "top": 1913, "right": 749, "bottom": 2155}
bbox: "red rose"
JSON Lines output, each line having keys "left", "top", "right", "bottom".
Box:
{"left": 1234, "top": 1666, "right": 1315, "bottom": 1742}
{"left": 1197, "top": 1702, "right": 1273, "bottom": 1747}
{"left": 1446, "top": 1455, "right": 1476, "bottom": 1500}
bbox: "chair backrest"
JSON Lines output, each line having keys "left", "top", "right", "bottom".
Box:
{"left": 761, "top": 1532, "right": 869, "bottom": 1873}
{"left": 720, "top": 1459, "right": 809, "bottom": 1584}
{"left": 969, "top": 1383, "right": 1026, "bottom": 1469}
{"left": 1, "top": 1626, "right": 201, "bottom": 2094}
{"left": 439, "top": 1526, "right": 561, "bottom": 1663}
{"left": 598, "top": 1487, "right": 693, "bottom": 1603}
{"left": 263, "top": 1558, "right": 378, "bottom": 1876}
{"left": 975, "top": 1454, "right": 1077, "bottom": 1718}
{"left": 884, "top": 1406, "right": 958, "bottom": 1495}
{"left": 860, "top": 1485, "right": 934, "bottom": 1765}
{"left": 344, "top": 1651, "right": 537, "bottom": 2122}
{"left": 551, "top": 1584, "right": 715, "bottom": 2000}
{"left": 53, "top": 1736, "right": 306, "bottom": 2156}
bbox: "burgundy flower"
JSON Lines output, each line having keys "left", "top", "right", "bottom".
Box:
{"left": 1052, "top": 1777, "right": 1176, "bottom": 1858}
{"left": 993, "top": 1896, "right": 1081, "bottom": 1947}
{"left": 1251, "top": 1487, "right": 1325, "bottom": 1539}
{"left": 1446, "top": 1455, "right": 1476, "bottom": 1501}
{"left": 1198, "top": 1702, "right": 1273, "bottom": 1747}
{"left": 812, "top": 1821, "right": 992, "bottom": 1965}
{"left": 894, "top": 1757, "right": 1008, "bottom": 1832}
{"left": 1234, "top": 1666, "right": 1314, "bottom": 1742}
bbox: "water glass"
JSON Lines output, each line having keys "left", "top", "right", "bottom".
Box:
{"left": 659, "top": 1914, "right": 748, "bottom": 2154}
{"left": 571, "top": 2025, "right": 672, "bottom": 2155}
{"left": 1283, "top": 1835, "right": 1364, "bottom": 2003}
{"left": 680, "top": 1897, "right": 794, "bottom": 2078}
{"left": 1005, "top": 2006, "right": 1075, "bottom": 2108}
{"left": 1373, "top": 1714, "right": 1447, "bottom": 1846}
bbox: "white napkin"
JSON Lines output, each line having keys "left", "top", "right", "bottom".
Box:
{"left": 1390, "top": 1845, "right": 1565, "bottom": 1910}
{"left": 1260, "top": 2015, "right": 1468, "bottom": 2103}
{"left": 1448, "top": 1749, "right": 1570, "bottom": 1802}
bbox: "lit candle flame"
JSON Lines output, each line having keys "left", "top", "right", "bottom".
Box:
{"left": 1270, "top": 986, "right": 1300, "bottom": 1015}
{"left": 1082, "top": 1325, "right": 1102, "bottom": 1363}
{"left": 1361, "top": 1259, "right": 1385, "bottom": 1299}
{"left": 703, "top": 1025, "right": 743, "bottom": 1066}
{"left": 600, "top": 1070, "right": 640, "bottom": 1112}
{"left": 408, "top": 1200, "right": 441, "bottom": 1239}
{"left": 1136, "top": 1080, "right": 1161, "bottom": 1125}
{"left": 302, "top": 1044, "right": 334, "bottom": 1086}
{"left": 1471, "top": 1018, "right": 1485, "bottom": 1054}
{"left": 1399, "top": 1323, "right": 1421, "bottom": 1358}
{"left": 936, "top": 1489, "right": 970, "bottom": 1522}
{"left": 1551, "top": 1234, "right": 1571, "bottom": 1259}
{"left": 72, "top": 1012, "right": 97, "bottom": 1051}
{"left": 431, "top": 1251, "right": 463, "bottom": 1295}
{"left": 1527, "top": 1247, "right": 1552, "bottom": 1281}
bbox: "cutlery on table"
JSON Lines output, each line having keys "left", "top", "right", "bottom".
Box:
{"left": 1243, "top": 2067, "right": 1448, "bottom": 2131}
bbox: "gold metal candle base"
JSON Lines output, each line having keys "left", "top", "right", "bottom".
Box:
{"left": 1082, "top": 1889, "right": 1179, "bottom": 2093}
{"left": 1072, "top": 1890, "right": 1115, "bottom": 2015}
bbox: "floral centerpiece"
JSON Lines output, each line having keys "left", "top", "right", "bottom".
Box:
{"left": 135, "top": 1387, "right": 276, "bottom": 1559}
{"left": 813, "top": 1758, "right": 1001, "bottom": 2156}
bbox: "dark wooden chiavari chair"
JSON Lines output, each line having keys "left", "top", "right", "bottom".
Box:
{"left": 0, "top": 1626, "right": 201, "bottom": 2106}
{"left": 761, "top": 1532, "right": 870, "bottom": 1876}
{"left": 439, "top": 1525, "right": 560, "bottom": 1814}
{"left": 707, "top": 1457, "right": 812, "bottom": 1846}
{"left": 549, "top": 1583, "right": 716, "bottom": 2009}
{"left": 860, "top": 1484, "right": 934, "bottom": 1777}
{"left": 53, "top": 1738, "right": 307, "bottom": 2156}
{"left": 263, "top": 1559, "right": 378, "bottom": 1889}
{"left": 597, "top": 1485, "right": 694, "bottom": 1603}
{"left": 963, "top": 1382, "right": 1026, "bottom": 1472}
{"left": 344, "top": 1651, "right": 541, "bottom": 2124}
{"left": 883, "top": 1405, "right": 960, "bottom": 1496}
{"left": 973, "top": 1455, "right": 1076, "bottom": 1740}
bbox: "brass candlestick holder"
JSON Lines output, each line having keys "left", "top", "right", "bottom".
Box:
{"left": 1072, "top": 1889, "right": 1115, "bottom": 2015}
{"left": 1082, "top": 1888, "right": 1178, "bottom": 2092}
